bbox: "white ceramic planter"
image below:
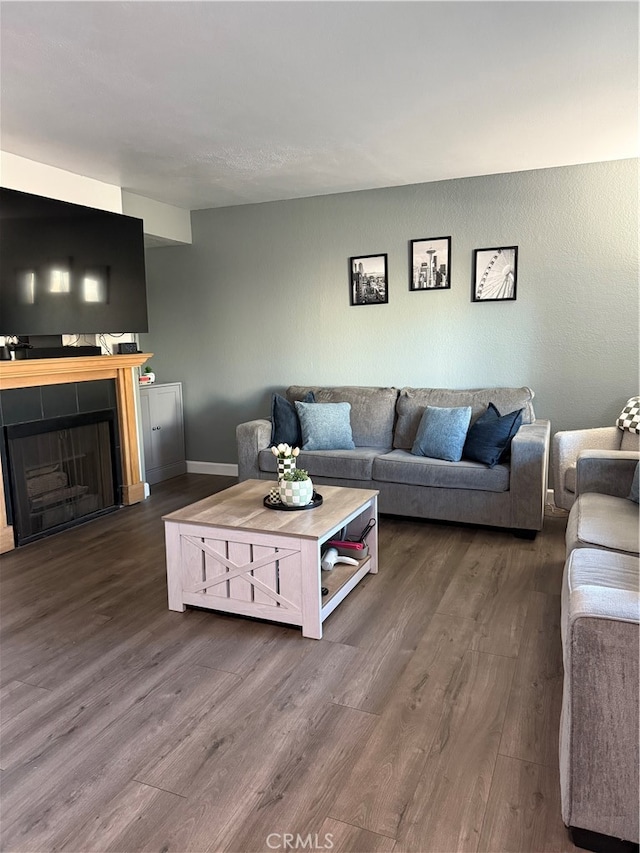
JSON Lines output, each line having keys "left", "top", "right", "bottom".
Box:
{"left": 279, "top": 478, "right": 313, "bottom": 507}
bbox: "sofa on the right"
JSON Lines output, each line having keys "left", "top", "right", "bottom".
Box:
{"left": 560, "top": 449, "right": 639, "bottom": 851}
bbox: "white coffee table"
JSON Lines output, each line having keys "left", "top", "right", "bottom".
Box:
{"left": 163, "top": 479, "right": 379, "bottom": 639}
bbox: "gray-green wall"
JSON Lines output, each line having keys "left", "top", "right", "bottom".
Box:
{"left": 140, "top": 159, "right": 638, "bottom": 467}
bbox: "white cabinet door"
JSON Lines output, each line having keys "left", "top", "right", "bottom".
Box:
{"left": 140, "top": 383, "right": 186, "bottom": 484}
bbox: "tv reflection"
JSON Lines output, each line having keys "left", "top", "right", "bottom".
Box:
{"left": 16, "top": 264, "right": 109, "bottom": 305}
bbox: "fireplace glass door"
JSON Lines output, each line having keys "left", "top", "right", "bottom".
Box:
{"left": 6, "top": 410, "right": 119, "bottom": 545}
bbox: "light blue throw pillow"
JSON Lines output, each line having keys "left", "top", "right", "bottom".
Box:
{"left": 629, "top": 463, "right": 639, "bottom": 503}
{"left": 411, "top": 405, "right": 472, "bottom": 462}
{"left": 295, "top": 401, "right": 355, "bottom": 451}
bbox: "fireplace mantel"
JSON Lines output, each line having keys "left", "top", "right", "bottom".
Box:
{"left": 0, "top": 352, "right": 152, "bottom": 553}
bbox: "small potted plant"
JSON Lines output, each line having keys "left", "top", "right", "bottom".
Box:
{"left": 139, "top": 365, "right": 155, "bottom": 385}
{"left": 279, "top": 468, "right": 313, "bottom": 507}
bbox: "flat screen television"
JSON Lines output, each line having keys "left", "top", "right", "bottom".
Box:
{"left": 0, "top": 187, "right": 149, "bottom": 341}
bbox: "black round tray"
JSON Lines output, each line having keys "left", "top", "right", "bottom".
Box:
{"left": 263, "top": 491, "right": 323, "bottom": 511}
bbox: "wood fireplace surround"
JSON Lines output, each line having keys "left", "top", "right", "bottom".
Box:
{"left": 0, "top": 352, "right": 152, "bottom": 553}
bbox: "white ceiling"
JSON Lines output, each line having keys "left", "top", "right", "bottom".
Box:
{"left": 1, "top": 1, "right": 638, "bottom": 211}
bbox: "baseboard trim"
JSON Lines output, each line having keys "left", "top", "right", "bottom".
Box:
{"left": 186, "top": 461, "right": 239, "bottom": 477}
{"left": 544, "top": 487, "right": 568, "bottom": 518}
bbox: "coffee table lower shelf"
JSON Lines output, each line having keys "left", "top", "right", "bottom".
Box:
{"left": 321, "top": 558, "right": 372, "bottom": 616}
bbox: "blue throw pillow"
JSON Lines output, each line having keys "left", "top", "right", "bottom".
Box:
{"left": 629, "top": 463, "right": 639, "bottom": 503}
{"left": 271, "top": 391, "right": 315, "bottom": 447}
{"left": 295, "top": 401, "right": 355, "bottom": 451}
{"left": 463, "top": 402, "right": 523, "bottom": 467}
{"left": 411, "top": 405, "right": 472, "bottom": 462}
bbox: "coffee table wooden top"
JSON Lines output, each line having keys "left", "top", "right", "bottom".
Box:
{"left": 163, "top": 479, "right": 378, "bottom": 540}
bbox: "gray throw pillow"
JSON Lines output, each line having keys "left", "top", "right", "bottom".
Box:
{"left": 411, "top": 405, "right": 472, "bottom": 462}
{"left": 629, "top": 462, "right": 639, "bottom": 503}
{"left": 295, "top": 401, "right": 355, "bottom": 451}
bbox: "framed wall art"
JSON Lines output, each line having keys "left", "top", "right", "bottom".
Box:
{"left": 409, "top": 236, "right": 451, "bottom": 291}
{"left": 472, "top": 246, "right": 518, "bottom": 302}
{"left": 349, "top": 254, "right": 388, "bottom": 306}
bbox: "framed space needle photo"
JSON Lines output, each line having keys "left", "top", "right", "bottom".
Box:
{"left": 472, "top": 246, "right": 518, "bottom": 302}
{"left": 410, "top": 237, "right": 451, "bottom": 291}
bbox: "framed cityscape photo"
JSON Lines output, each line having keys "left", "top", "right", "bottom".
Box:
{"left": 410, "top": 236, "right": 451, "bottom": 291}
{"left": 472, "top": 246, "right": 518, "bottom": 302}
{"left": 349, "top": 253, "right": 388, "bottom": 306}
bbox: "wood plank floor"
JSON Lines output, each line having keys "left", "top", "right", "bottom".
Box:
{"left": 0, "top": 474, "right": 579, "bottom": 853}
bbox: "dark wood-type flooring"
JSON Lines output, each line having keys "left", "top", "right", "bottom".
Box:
{"left": 0, "top": 474, "right": 579, "bottom": 853}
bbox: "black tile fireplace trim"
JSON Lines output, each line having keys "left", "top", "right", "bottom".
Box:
{"left": 0, "top": 379, "right": 117, "bottom": 428}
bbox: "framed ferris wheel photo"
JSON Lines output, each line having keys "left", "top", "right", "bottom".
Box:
{"left": 472, "top": 246, "right": 518, "bottom": 302}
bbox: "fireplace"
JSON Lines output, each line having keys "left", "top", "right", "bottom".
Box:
{"left": 5, "top": 410, "right": 120, "bottom": 546}
{"left": 0, "top": 352, "right": 152, "bottom": 553}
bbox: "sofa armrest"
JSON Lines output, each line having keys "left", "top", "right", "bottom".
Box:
{"left": 576, "top": 450, "right": 639, "bottom": 499}
{"left": 553, "top": 427, "right": 621, "bottom": 469}
{"left": 561, "top": 611, "right": 639, "bottom": 840}
{"left": 236, "top": 419, "right": 272, "bottom": 481}
{"left": 552, "top": 427, "right": 621, "bottom": 510}
{"left": 508, "top": 419, "right": 551, "bottom": 531}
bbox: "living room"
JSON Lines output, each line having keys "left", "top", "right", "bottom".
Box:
{"left": 0, "top": 2, "right": 638, "bottom": 852}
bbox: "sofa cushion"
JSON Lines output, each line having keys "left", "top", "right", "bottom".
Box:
{"left": 258, "top": 447, "right": 383, "bottom": 481}
{"left": 463, "top": 403, "right": 523, "bottom": 467}
{"left": 270, "top": 391, "right": 315, "bottom": 447}
{"left": 287, "top": 386, "right": 397, "bottom": 448}
{"left": 394, "top": 386, "right": 535, "bottom": 450}
{"left": 566, "top": 493, "right": 640, "bottom": 556}
{"left": 295, "top": 401, "right": 355, "bottom": 451}
{"left": 565, "top": 548, "right": 639, "bottom": 599}
{"left": 565, "top": 467, "right": 577, "bottom": 495}
{"left": 373, "top": 449, "right": 510, "bottom": 492}
{"left": 411, "top": 405, "right": 472, "bottom": 462}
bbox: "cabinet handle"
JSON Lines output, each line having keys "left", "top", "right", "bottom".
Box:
{"left": 151, "top": 426, "right": 162, "bottom": 431}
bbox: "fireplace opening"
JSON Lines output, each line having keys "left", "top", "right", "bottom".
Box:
{"left": 5, "top": 409, "right": 121, "bottom": 546}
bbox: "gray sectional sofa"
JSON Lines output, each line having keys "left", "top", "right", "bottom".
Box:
{"left": 236, "top": 385, "right": 551, "bottom": 536}
{"left": 560, "top": 450, "right": 639, "bottom": 850}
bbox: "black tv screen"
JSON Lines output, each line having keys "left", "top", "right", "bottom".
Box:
{"left": 0, "top": 188, "right": 149, "bottom": 336}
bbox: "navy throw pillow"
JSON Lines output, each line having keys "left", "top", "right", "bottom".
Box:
{"left": 463, "top": 402, "right": 523, "bottom": 468}
{"left": 270, "top": 391, "right": 315, "bottom": 447}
